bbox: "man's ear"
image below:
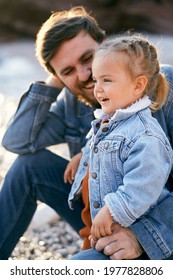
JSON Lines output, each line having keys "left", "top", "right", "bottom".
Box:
{"left": 134, "top": 75, "right": 148, "bottom": 96}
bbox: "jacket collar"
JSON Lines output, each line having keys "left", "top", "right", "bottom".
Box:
{"left": 94, "top": 96, "right": 151, "bottom": 123}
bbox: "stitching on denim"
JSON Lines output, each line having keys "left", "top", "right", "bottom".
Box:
{"left": 142, "top": 218, "right": 171, "bottom": 258}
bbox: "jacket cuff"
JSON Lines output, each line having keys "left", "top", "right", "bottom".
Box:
{"left": 30, "top": 82, "right": 61, "bottom": 100}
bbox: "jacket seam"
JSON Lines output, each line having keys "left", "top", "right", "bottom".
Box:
{"left": 142, "top": 218, "right": 171, "bottom": 258}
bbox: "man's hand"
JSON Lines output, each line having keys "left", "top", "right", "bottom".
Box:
{"left": 46, "top": 74, "right": 65, "bottom": 89}
{"left": 93, "top": 223, "right": 143, "bottom": 260}
{"left": 64, "top": 152, "right": 82, "bottom": 184}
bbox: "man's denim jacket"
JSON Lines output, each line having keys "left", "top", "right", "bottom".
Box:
{"left": 2, "top": 65, "right": 173, "bottom": 259}
{"left": 68, "top": 96, "right": 173, "bottom": 228}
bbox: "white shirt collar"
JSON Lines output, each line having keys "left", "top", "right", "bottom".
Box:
{"left": 94, "top": 95, "right": 151, "bottom": 122}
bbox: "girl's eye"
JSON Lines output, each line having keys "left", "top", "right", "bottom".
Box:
{"left": 104, "top": 79, "right": 111, "bottom": 82}
{"left": 92, "top": 78, "right": 97, "bottom": 83}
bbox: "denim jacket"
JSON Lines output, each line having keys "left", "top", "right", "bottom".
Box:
{"left": 68, "top": 96, "right": 173, "bottom": 228}
{"left": 2, "top": 64, "right": 173, "bottom": 259}
{"left": 2, "top": 83, "right": 94, "bottom": 157}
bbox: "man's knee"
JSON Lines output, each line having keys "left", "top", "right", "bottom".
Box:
{"left": 12, "top": 149, "right": 56, "bottom": 170}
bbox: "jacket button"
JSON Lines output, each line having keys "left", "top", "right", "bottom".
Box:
{"left": 104, "top": 142, "right": 109, "bottom": 149}
{"left": 92, "top": 172, "right": 97, "bottom": 179}
{"left": 102, "top": 127, "right": 109, "bottom": 132}
{"left": 83, "top": 162, "right": 88, "bottom": 167}
{"left": 93, "top": 201, "right": 100, "bottom": 208}
{"left": 93, "top": 147, "right": 98, "bottom": 153}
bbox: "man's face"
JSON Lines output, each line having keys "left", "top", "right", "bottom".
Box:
{"left": 50, "top": 31, "right": 100, "bottom": 107}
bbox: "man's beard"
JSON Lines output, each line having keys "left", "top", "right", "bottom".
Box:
{"left": 66, "top": 75, "right": 101, "bottom": 108}
{"left": 76, "top": 76, "right": 100, "bottom": 108}
{"left": 78, "top": 94, "right": 100, "bottom": 109}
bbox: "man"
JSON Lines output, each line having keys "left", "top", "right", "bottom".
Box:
{"left": 0, "top": 6, "right": 173, "bottom": 260}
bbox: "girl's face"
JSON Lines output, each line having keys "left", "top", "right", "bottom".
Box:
{"left": 92, "top": 52, "right": 142, "bottom": 115}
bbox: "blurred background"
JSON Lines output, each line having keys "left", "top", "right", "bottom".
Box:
{"left": 1, "top": 0, "right": 173, "bottom": 94}
{"left": 1, "top": 0, "right": 173, "bottom": 40}
{"left": 0, "top": 0, "right": 173, "bottom": 259}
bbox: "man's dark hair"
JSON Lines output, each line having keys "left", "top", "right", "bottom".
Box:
{"left": 36, "top": 6, "right": 106, "bottom": 74}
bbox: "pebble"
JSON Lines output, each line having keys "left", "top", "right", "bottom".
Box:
{"left": 9, "top": 219, "right": 83, "bottom": 260}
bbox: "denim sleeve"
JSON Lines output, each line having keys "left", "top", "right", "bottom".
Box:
{"left": 130, "top": 194, "right": 173, "bottom": 259}
{"left": 2, "top": 82, "right": 66, "bottom": 154}
{"left": 161, "top": 65, "right": 173, "bottom": 152}
{"left": 104, "top": 135, "right": 173, "bottom": 228}
{"left": 163, "top": 81, "right": 173, "bottom": 178}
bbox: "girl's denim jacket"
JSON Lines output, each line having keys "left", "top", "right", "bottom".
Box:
{"left": 2, "top": 64, "right": 173, "bottom": 259}
{"left": 68, "top": 96, "right": 173, "bottom": 227}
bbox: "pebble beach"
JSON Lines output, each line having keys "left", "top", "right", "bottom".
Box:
{"left": 0, "top": 36, "right": 173, "bottom": 259}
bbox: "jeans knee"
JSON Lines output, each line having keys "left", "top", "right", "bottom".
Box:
{"left": 12, "top": 150, "right": 49, "bottom": 171}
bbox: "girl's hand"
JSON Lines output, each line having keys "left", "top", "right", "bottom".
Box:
{"left": 91, "top": 205, "right": 113, "bottom": 240}
{"left": 64, "top": 152, "right": 82, "bottom": 184}
{"left": 94, "top": 223, "right": 143, "bottom": 260}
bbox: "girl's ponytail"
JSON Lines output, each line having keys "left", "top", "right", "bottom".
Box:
{"left": 150, "top": 73, "right": 169, "bottom": 112}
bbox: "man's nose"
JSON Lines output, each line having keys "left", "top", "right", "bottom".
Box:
{"left": 77, "top": 65, "right": 91, "bottom": 81}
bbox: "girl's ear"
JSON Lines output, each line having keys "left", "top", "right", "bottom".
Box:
{"left": 134, "top": 75, "right": 148, "bottom": 96}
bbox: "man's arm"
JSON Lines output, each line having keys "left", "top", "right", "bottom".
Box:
{"left": 2, "top": 81, "right": 66, "bottom": 154}
{"left": 94, "top": 194, "right": 173, "bottom": 260}
{"left": 130, "top": 194, "right": 173, "bottom": 259}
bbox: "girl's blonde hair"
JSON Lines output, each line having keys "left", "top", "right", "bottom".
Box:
{"left": 94, "top": 33, "right": 169, "bottom": 112}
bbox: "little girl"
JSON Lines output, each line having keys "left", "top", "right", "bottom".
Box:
{"left": 68, "top": 34, "right": 173, "bottom": 255}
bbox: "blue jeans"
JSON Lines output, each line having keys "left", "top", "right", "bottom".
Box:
{"left": 70, "top": 249, "right": 110, "bottom": 260}
{"left": 70, "top": 249, "right": 151, "bottom": 260}
{"left": 0, "top": 149, "right": 84, "bottom": 259}
{"left": 70, "top": 249, "right": 173, "bottom": 260}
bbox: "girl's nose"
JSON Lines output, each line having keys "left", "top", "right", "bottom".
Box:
{"left": 94, "top": 82, "right": 103, "bottom": 92}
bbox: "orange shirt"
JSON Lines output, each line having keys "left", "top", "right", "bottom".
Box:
{"left": 79, "top": 121, "right": 109, "bottom": 250}
{"left": 79, "top": 169, "right": 92, "bottom": 250}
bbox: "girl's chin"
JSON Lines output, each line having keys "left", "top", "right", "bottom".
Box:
{"left": 102, "top": 108, "right": 115, "bottom": 115}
